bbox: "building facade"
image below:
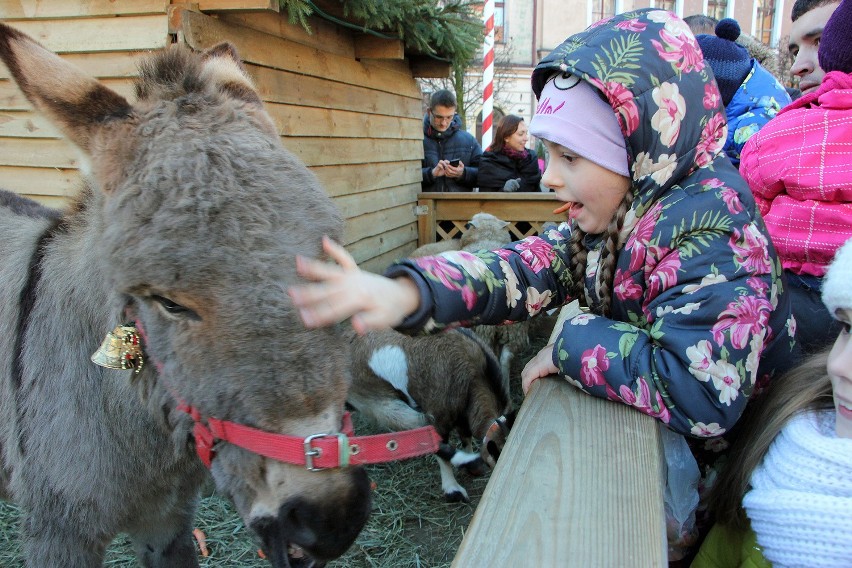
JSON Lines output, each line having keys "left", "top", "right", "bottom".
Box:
{"left": 468, "top": 0, "right": 792, "bottom": 142}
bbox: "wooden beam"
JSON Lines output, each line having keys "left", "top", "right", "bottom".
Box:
{"left": 409, "top": 55, "right": 451, "bottom": 79}
{"left": 0, "top": 0, "right": 168, "bottom": 18}
{"left": 453, "top": 305, "right": 667, "bottom": 567}
{"left": 354, "top": 34, "right": 404, "bottom": 60}
{"left": 193, "top": 0, "right": 278, "bottom": 11}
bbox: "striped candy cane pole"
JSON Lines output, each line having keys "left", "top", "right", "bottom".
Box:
{"left": 481, "top": 0, "right": 495, "bottom": 150}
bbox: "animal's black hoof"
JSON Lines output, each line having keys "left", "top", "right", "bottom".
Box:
{"left": 444, "top": 490, "right": 470, "bottom": 503}
{"left": 461, "top": 458, "right": 488, "bottom": 477}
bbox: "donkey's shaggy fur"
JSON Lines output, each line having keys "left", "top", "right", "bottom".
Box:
{"left": 0, "top": 24, "right": 369, "bottom": 568}
{"left": 348, "top": 328, "right": 510, "bottom": 502}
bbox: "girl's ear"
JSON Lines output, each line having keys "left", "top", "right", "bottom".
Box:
{"left": 0, "top": 22, "right": 133, "bottom": 156}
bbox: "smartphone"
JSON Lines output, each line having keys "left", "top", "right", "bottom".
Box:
{"left": 449, "top": 159, "right": 461, "bottom": 167}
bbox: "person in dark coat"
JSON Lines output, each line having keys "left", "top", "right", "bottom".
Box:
{"left": 421, "top": 89, "right": 481, "bottom": 192}
{"left": 477, "top": 115, "right": 542, "bottom": 192}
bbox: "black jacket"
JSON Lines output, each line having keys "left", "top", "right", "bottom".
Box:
{"left": 421, "top": 115, "right": 482, "bottom": 192}
{"left": 477, "top": 150, "right": 542, "bottom": 192}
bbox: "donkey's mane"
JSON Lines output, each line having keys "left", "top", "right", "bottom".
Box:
{"left": 134, "top": 46, "right": 207, "bottom": 103}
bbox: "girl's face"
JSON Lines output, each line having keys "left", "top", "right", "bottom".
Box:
{"left": 828, "top": 307, "right": 852, "bottom": 439}
{"left": 541, "top": 140, "right": 631, "bottom": 235}
{"left": 504, "top": 121, "right": 529, "bottom": 152}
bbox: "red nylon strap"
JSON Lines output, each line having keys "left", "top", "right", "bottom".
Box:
{"left": 178, "top": 403, "right": 441, "bottom": 469}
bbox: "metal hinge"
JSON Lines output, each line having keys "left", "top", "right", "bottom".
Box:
{"left": 414, "top": 205, "right": 430, "bottom": 216}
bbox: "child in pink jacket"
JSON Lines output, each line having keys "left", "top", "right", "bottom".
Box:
{"left": 739, "top": 0, "right": 852, "bottom": 353}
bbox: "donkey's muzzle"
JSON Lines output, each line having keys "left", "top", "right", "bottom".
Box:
{"left": 251, "top": 467, "right": 371, "bottom": 567}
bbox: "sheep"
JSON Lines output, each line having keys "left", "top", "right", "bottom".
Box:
{"left": 347, "top": 327, "right": 511, "bottom": 502}
{"left": 413, "top": 212, "right": 533, "bottom": 389}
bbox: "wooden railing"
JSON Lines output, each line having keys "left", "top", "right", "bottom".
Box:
{"left": 451, "top": 292, "right": 667, "bottom": 567}
{"left": 416, "top": 192, "right": 563, "bottom": 245}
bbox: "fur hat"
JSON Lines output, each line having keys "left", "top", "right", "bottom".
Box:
{"left": 696, "top": 19, "right": 752, "bottom": 106}
{"left": 822, "top": 238, "right": 852, "bottom": 318}
{"left": 819, "top": 0, "right": 852, "bottom": 73}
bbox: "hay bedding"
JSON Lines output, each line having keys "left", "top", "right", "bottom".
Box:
{"left": 0, "top": 332, "right": 549, "bottom": 567}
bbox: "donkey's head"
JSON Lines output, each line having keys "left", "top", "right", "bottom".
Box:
{"left": 0, "top": 24, "right": 369, "bottom": 566}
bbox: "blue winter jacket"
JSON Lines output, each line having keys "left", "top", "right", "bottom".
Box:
{"left": 723, "top": 60, "right": 791, "bottom": 167}
{"left": 421, "top": 114, "right": 482, "bottom": 192}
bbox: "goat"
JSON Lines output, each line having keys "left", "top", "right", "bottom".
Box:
{"left": 347, "top": 328, "right": 511, "bottom": 502}
{"left": 413, "top": 212, "right": 533, "bottom": 388}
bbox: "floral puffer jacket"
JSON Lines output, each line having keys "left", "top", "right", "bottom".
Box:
{"left": 387, "top": 9, "right": 796, "bottom": 438}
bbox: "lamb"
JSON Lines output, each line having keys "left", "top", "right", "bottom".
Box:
{"left": 347, "top": 328, "right": 511, "bottom": 502}
{"left": 413, "top": 212, "right": 532, "bottom": 387}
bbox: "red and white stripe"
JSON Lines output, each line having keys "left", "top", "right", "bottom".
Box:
{"left": 481, "top": 0, "right": 495, "bottom": 150}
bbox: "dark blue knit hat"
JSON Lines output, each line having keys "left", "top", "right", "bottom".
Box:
{"left": 696, "top": 18, "right": 752, "bottom": 106}
{"left": 819, "top": 0, "right": 852, "bottom": 73}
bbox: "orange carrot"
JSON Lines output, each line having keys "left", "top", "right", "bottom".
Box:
{"left": 258, "top": 549, "right": 267, "bottom": 560}
{"left": 552, "top": 201, "right": 574, "bottom": 215}
{"left": 193, "top": 528, "right": 209, "bottom": 557}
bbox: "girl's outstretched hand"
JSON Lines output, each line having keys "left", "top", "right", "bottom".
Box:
{"left": 289, "top": 236, "right": 421, "bottom": 335}
{"left": 521, "top": 343, "right": 559, "bottom": 394}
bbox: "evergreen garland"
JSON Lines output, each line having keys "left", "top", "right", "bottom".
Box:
{"left": 278, "top": 0, "right": 483, "bottom": 67}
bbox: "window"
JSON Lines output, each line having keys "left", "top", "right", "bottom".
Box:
{"left": 707, "top": 0, "right": 728, "bottom": 20}
{"left": 755, "top": 0, "right": 775, "bottom": 45}
{"left": 656, "top": 0, "right": 676, "bottom": 12}
{"left": 591, "top": 0, "right": 616, "bottom": 22}
{"left": 495, "top": 2, "right": 505, "bottom": 43}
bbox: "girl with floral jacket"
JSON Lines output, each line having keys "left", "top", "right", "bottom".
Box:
{"left": 290, "top": 8, "right": 796, "bottom": 556}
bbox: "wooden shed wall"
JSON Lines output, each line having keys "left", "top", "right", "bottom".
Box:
{"left": 0, "top": 1, "right": 426, "bottom": 273}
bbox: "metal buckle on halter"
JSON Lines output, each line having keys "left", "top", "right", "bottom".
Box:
{"left": 303, "top": 432, "right": 350, "bottom": 471}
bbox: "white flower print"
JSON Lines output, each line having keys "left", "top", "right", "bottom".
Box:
{"left": 500, "top": 259, "right": 522, "bottom": 309}
{"left": 682, "top": 273, "right": 728, "bottom": 294}
{"left": 658, "top": 302, "right": 702, "bottom": 317}
{"left": 441, "top": 251, "right": 489, "bottom": 280}
{"left": 651, "top": 82, "right": 686, "bottom": 147}
{"left": 691, "top": 421, "right": 727, "bottom": 437}
{"left": 710, "top": 359, "right": 741, "bottom": 406}
{"left": 651, "top": 153, "right": 678, "bottom": 185}
{"left": 525, "top": 287, "right": 554, "bottom": 317}
{"left": 686, "top": 340, "right": 714, "bottom": 382}
{"left": 745, "top": 329, "right": 765, "bottom": 386}
{"left": 570, "top": 313, "right": 596, "bottom": 326}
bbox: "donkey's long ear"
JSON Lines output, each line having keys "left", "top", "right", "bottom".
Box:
{"left": 199, "top": 42, "right": 262, "bottom": 105}
{"left": 0, "top": 22, "right": 132, "bottom": 153}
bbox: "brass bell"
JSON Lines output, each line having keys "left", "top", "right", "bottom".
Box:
{"left": 91, "top": 324, "right": 144, "bottom": 374}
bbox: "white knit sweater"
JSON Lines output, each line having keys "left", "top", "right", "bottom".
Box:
{"left": 743, "top": 410, "right": 852, "bottom": 567}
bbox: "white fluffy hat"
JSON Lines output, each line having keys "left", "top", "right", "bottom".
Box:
{"left": 822, "top": 238, "right": 852, "bottom": 318}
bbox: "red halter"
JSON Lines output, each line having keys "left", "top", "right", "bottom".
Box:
{"left": 132, "top": 319, "right": 441, "bottom": 470}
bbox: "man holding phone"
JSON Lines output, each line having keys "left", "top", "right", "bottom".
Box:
{"left": 422, "top": 89, "right": 482, "bottom": 192}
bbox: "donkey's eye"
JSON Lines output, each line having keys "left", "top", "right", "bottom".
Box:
{"left": 151, "top": 295, "right": 199, "bottom": 320}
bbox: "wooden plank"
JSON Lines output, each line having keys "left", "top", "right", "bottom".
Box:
{"left": 17, "top": 193, "right": 68, "bottom": 208}
{"left": 0, "top": 0, "right": 168, "bottom": 18}
{"left": 344, "top": 202, "right": 413, "bottom": 243}
{"left": 417, "top": 195, "right": 437, "bottom": 246}
{"left": 176, "top": 9, "right": 421, "bottom": 98}
{"left": 358, "top": 240, "right": 417, "bottom": 274}
{"left": 453, "top": 306, "right": 667, "bottom": 567}
{"left": 409, "top": 55, "right": 451, "bottom": 79}
{"left": 0, "top": 166, "right": 81, "bottom": 197}
{"left": 311, "top": 161, "right": 421, "bottom": 198}
{"left": 333, "top": 184, "right": 418, "bottom": 219}
{"left": 345, "top": 222, "right": 416, "bottom": 264}
{"left": 217, "top": 11, "right": 355, "bottom": 58}
{"left": 0, "top": 78, "right": 137, "bottom": 111}
{"left": 195, "top": 0, "right": 277, "bottom": 10}
{"left": 248, "top": 64, "right": 421, "bottom": 118}
{"left": 264, "top": 103, "right": 421, "bottom": 139}
{"left": 354, "top": 35, "right": 404, "bottom": 60}
{"left": 0, "top": 137, "right": 79, "bottom": 168}
{"left": 2, "top": 15, "right": 169, "bottom": 52}
{"left": 0, "top": 52, "right": 147, "bottom": 80}
{"left": 0, "top": 110, "right": 63, "bottom": 138}
{"left": 282, "top": 137, "right": 422, "bottom": 167}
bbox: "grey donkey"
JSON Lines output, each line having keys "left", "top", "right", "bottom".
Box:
{"left": 0, "top": 23, "right": 370, "bottom": 568}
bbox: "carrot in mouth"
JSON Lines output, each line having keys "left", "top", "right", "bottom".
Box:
{"left": 552, "top": 202, "right": 574, "bottom": 215}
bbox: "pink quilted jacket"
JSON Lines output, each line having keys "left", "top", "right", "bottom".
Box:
{"left": 740, "top": 71, "right": 852, "bottom": 277}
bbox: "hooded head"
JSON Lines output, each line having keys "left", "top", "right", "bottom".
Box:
{"left": 530, "top": 9, "right": 727, "bottom": 215}
{"left": 822, "top": 238, "right": 852, "bottom": 319}
{"left": 818, "top": 0, "right": 852, "bottom": 73}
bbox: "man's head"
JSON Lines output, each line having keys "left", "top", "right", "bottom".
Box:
{"left": 789, "top": 0, "right": 840, "bottom": 94}
{"left": 684, "top": 14, "right": 719, "bottom": 36}
{"left": 428, "top": 89, "right": 457, "bottom": 133}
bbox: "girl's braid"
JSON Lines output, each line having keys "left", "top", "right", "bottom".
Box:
{"left": 568, "top": 226, "right": 588, "bottom": 303}
{"left": 597, "top": 190, "right": 635, "bottom": 317}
